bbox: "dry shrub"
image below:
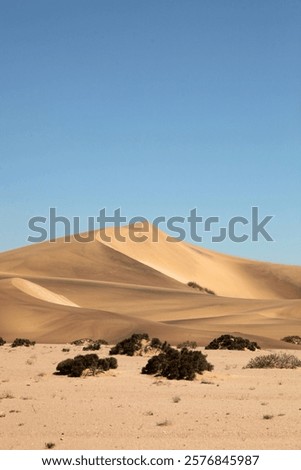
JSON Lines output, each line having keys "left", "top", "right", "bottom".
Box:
{"left": 245, "top": 353, "right": 301, "bottom": 369}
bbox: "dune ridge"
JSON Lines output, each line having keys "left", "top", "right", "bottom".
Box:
{"left": 0, "top": 224, "right": 300, "bottom": 346}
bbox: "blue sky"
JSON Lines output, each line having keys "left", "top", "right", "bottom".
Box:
{"left": 0, "top": 0, "right": 300, "bottom": 264}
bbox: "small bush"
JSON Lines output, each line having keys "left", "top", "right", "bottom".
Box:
{"left": 245, "top": 353, "right": 301, "bottom": 369}
{"left": 150, "top": 337, "right": 170, "bottom": 352}
{"left": 110, "top": 334, "right": 171, "bottom": 356}
{"left": 110, "top": 333, "right": 150, "bottom": 356}
{"left": 83, "top": 342, "right": 101, "bottom": 351}
{"left": 11, "top": 338, "right": 36, "bottom": 348}
{"left": 187, "top": 282, "right": 215, "bottom": 295}
{"left": 281, "top": 336, "right": 301, "bottom": 345}
{"left": 56, "top": 354, "right": 118, "bottom": 377}
{"left": 71, "top": 338, "right": 108, "bottom": 346}
{"left": 0, "top": 337, "right": 6, "bottom": 346}
{"left": 177, "top": 341, "right": 197, "bottom": 349}
{"left": 142, "top": 346, "right": 213, "bottom": 380}
{"left": 205, "top": 334, "right": 260, "bottom": 351}
{"left": 45, "top": 442, "right": 55, "bottom": 449}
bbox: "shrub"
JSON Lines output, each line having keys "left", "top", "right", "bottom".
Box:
{"left": 71, "top": 338, "right": 108, "bottom": 346}
{"left": 0, "top": 337, "right": 6, "bottom": 346}
{"left": 177, "top": 341, "right": 197, "bottom": 349}
{"left": 56, "top": 354, "right": 118, "bottom": 377}
{"left": 110, "top": 333, "right": 150, "bottom": 356}
{"left": 149, "top": 337, "right": 170, "bottom": 352}
{"left": 142, "top": 346, "right": 213, "bottom": 380}
{"left": 110, "top": 334, "right": 171, "bottom": 356}
{"left": 45, "top": 442, "right": 55, "bottom": 449}
{"left": 205, "top": 334, "right": 260, "bottom": 351}
{"left": 187, "top": 282, "right": 215, "bottom": 295}
{"left": 83, "top": 342, "right": 101, "bottom": 351}
{"left": 245, "top": 353, "right": 301, "bottom": 369}
{"left": 281, "top": 336, "right": 301, "bottom": 345}
{"left": 11, "top": 338, "right": 36, "bottom": 348}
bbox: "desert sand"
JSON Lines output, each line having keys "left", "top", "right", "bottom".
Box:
{"left": 0, "top": 224, "right": 301, "bottom": 450}
{"left": 0, "top": 343, "right": 301, "bottom": 450}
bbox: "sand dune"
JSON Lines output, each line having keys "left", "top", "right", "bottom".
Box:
{"left": 0, "top": 224, "right": 301, "bottom": 346}
{"left": 10, "top": 277, "right": 80, "bottom": 307}
{"left": 99, "top": 224, "right": 301, "bottom": 299}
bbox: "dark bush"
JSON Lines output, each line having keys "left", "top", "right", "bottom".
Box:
{"left": 110, "top": 333, "right": 150, "bottom": 356}
{"left": 56, "top": 358, "right": 74, "bottom": 375}
{"left": 56, "top": 354, "right": 118, "bottom": 377}
{"left": 281, "top": 336, "right": 301, "bottom": 345}
{"left": 96, "top": 339, "right": 108, "bottom": 345}
{"left": 142, "top": 346, "right": 213, "bottom": 381}
{"left": 177, "top": 341, "right": 197, "bottom": 349}
{"left": 108, "top": 357, "right": 118, "bottom": 369}
{"left": 150, "top": 337, "right": 170, "bottom": 352}
{"left": 205, "top": 334, "right": 260, "bottom": 351}
{"left": 150, "top": 337, "right": 163, "bottom": 349}
{"left": 0, "top": 337, "right": 6, "bottom": 346}
{"left": 11, "top": 338, "right": 36, "bottom": 348}
{"left": 187, "top": 282, "right": 215, "bottom": 295}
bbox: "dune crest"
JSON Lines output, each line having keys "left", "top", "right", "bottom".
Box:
{"left": 11, "top": 277, "right": 80, "bottom": 308}
{"left": 0, "top": 225, "right": 300, "bottom": 345}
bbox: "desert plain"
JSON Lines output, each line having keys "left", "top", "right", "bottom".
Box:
{"left": 0, "top": 223, "right": 301, "bottom": 449}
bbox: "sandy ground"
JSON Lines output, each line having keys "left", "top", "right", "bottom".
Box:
{"left": 1, "top": 343, "right": 301, "bottom": 450}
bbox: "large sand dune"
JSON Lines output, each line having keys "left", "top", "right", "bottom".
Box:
{"left": 0, "top": 224, "right": 300, "bottom": 347}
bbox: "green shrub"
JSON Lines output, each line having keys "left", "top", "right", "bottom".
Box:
{"left": 56, "top": 354, "right": 118, "bottom": 377}
{"left": 110, "top": 333, "right": 150, "bottom": 356}
{"left": 11, "top": 338, "right": 36, "bottom": 348}
{"left": 177, "top": 340, "right": 197, "bottom": 349}
{"left": 187, "top": 282, "right": 215, "bottom": 295}
{"left": 281, "top": 336, "right": 301, "bottom": 345}
{"left": 205, "top": 334, "right": 260, "bottom": 351}
{"left": 0, "top": 337, "right": 6, "bottom": 346}
{"left": 245, "top": 353, "right": 301, "bottom": 369}
{"left": 142, "top": 346, "right": 213, "bottom": 380}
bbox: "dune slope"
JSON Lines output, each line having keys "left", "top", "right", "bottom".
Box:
{"left": 0, "top": 224, "right": 300, "bottom": 346}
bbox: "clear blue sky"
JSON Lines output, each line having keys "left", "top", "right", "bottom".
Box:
{"left": 0, "top": 0, "right": 300, "bottom": 264}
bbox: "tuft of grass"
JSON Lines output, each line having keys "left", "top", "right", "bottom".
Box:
{"left": 156, "top": 419, "right": 171, "bottom": 427}
{"left": 45, "top": 442, "right": 55, "bottom": 449}
{"left": 172, "top": 396, "right": 181, "bottom": 403}
{"left": 263, "top": 414, "right": 274, "bottom": 420}
{"left": 0, "top": 391, "right": 14, "bottom": 400}
{"left": 245, "top": 353, "right": 301, "bottom": 369}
